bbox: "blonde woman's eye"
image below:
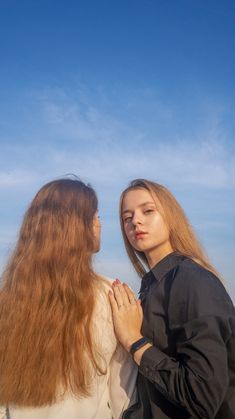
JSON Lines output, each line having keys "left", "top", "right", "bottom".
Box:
{"left": 144, "top": 209, "right": 154, "bottom": 214}
{"left": 124, "top": 216, "right": 132, "bottom": 223}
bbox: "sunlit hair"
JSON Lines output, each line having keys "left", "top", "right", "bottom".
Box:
{"left": 120, "top": 179, "right": 219, "bottom": 278}
{"left": 0, "top": 178, "right": 104, "bottom": 407}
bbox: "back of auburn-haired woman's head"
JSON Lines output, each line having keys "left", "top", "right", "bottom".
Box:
{"left": 19, "top": 177, "right": 97, "bottom": 263}
{"left": 120, "top": 179, "right": 218, "bottom": 278}
{"left": 0, "top": 178, "right": 104, "bottom": 407}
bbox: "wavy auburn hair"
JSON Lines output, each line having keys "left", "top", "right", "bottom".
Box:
{"left": 0, "top": 178, "right": 104, "bottom": 407}
{"left": 120, "top": 179, "right": 218, "bottom": 278}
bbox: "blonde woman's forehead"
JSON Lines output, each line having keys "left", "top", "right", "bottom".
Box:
{"left": 122, "top": 188, "right": 156, "bottom": 211}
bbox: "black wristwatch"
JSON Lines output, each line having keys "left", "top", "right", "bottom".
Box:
{"left": 130, "top": 336, "right": 151, "bottom": 356}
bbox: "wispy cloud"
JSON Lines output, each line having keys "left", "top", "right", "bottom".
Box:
{"left": 1, "top": 139, "right": 234, "bottom": 191}
{"left": 37, "top": 140, "right": 234, "bottom": 189}
{"left": 1, "top": 86, "right": 234, "bottom": 191}
{"left": 0, "top": 170, "right": 39, "bottom": 188}
{"left": 38, "top": 87, "right": 235, "bottom": 189}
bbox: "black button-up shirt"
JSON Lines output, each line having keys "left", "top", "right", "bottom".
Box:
{"left": 124, "top": 252, "right": 235, "bottom": 419}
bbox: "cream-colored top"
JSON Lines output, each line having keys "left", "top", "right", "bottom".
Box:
{"left": 0, "top": 279, "right": 137, "bottom": 419}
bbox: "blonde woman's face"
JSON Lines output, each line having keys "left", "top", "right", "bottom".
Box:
{"left": 93, "top": 211, "right": 101, "bottom": 253}
{"left": 122, "top": 189, "right": 172, "bottom": 266}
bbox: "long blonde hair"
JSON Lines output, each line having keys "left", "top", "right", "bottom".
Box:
{"left": 0, "top": 178, "right": 104, "bottom": 407}
{"left": 120, "top": 179, "right": 219, "bottom": 278}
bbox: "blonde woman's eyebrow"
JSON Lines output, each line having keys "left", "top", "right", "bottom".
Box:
{"left": 122, "top": 201, "right": 156, "bottom": 215}
{"left": 140, "top": 201, "right": 156, "bottom": 207}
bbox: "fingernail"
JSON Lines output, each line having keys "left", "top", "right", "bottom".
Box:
{"left": 115, "top": 278, "right": 121, "bottom": 284}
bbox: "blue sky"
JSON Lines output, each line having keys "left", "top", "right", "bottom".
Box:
{"left": 0, "top": 0, "right": 235, "bottom": 301}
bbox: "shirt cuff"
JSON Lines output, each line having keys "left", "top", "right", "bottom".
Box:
{"left": 139, "top": 345, "right": 168, "bottom": 384}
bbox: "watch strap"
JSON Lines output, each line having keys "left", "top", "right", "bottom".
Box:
{"left": 130, "top": 336, "right": 151, "bottom": 356}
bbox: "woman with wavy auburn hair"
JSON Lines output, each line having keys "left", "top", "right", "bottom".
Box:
{"left": 109, "top": 179, "right": 235, "bottom": 419}
{"left": 0, "top": 178, "right": 137, "bottom": 419}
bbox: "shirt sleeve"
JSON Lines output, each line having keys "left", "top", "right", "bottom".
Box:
{"left": 139, "top": 265, "right": 234, "bottom": 419}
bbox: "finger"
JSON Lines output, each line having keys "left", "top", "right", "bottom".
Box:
{"left": 123, "top": 283, "right": 137, "bottom": 304}
{"left": 108, "top": 290, "right": 119, "bottom": 314}
{"left": 137, "top": 299, "right": 144, "bottom": 320}
{"left": 115, "top": 283, "right": 130, "bottom": 307}
{"left": 112, "top": 284, "right": 125, "bottom": 308}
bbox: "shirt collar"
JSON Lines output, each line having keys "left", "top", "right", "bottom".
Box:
{"left": 139, "top": 252, "right": 185, "bottom": 301}
{"left": 151, "top": 251, "right": 185, "bottom": 282}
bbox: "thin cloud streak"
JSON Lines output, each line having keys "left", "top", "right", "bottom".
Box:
{"left": 0, "top": 170, "right": 39, "bottom": 188}
{"left": 36, "top": 88, "right": 235, "bottom": 189}
{"left": 1, "top": 85, "right": 234, "bottom": 191}
{"left": 1, "top": 139, "right": 234, "bottom": 190}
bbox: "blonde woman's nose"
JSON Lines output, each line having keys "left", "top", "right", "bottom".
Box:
{"left": 131, "top": 212, "right": 143, "bottom": 226}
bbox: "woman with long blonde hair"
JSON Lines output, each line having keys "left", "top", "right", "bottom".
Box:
{"left": 109, "top": 179, "right": 235, "bottom": 419}
{"left": 0, "top": 178, "right": 137, "bottom": 419}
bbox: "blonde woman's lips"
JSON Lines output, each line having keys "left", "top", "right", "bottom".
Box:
{"left": 135, "top": 231, "right": 147, "bottom": 239}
